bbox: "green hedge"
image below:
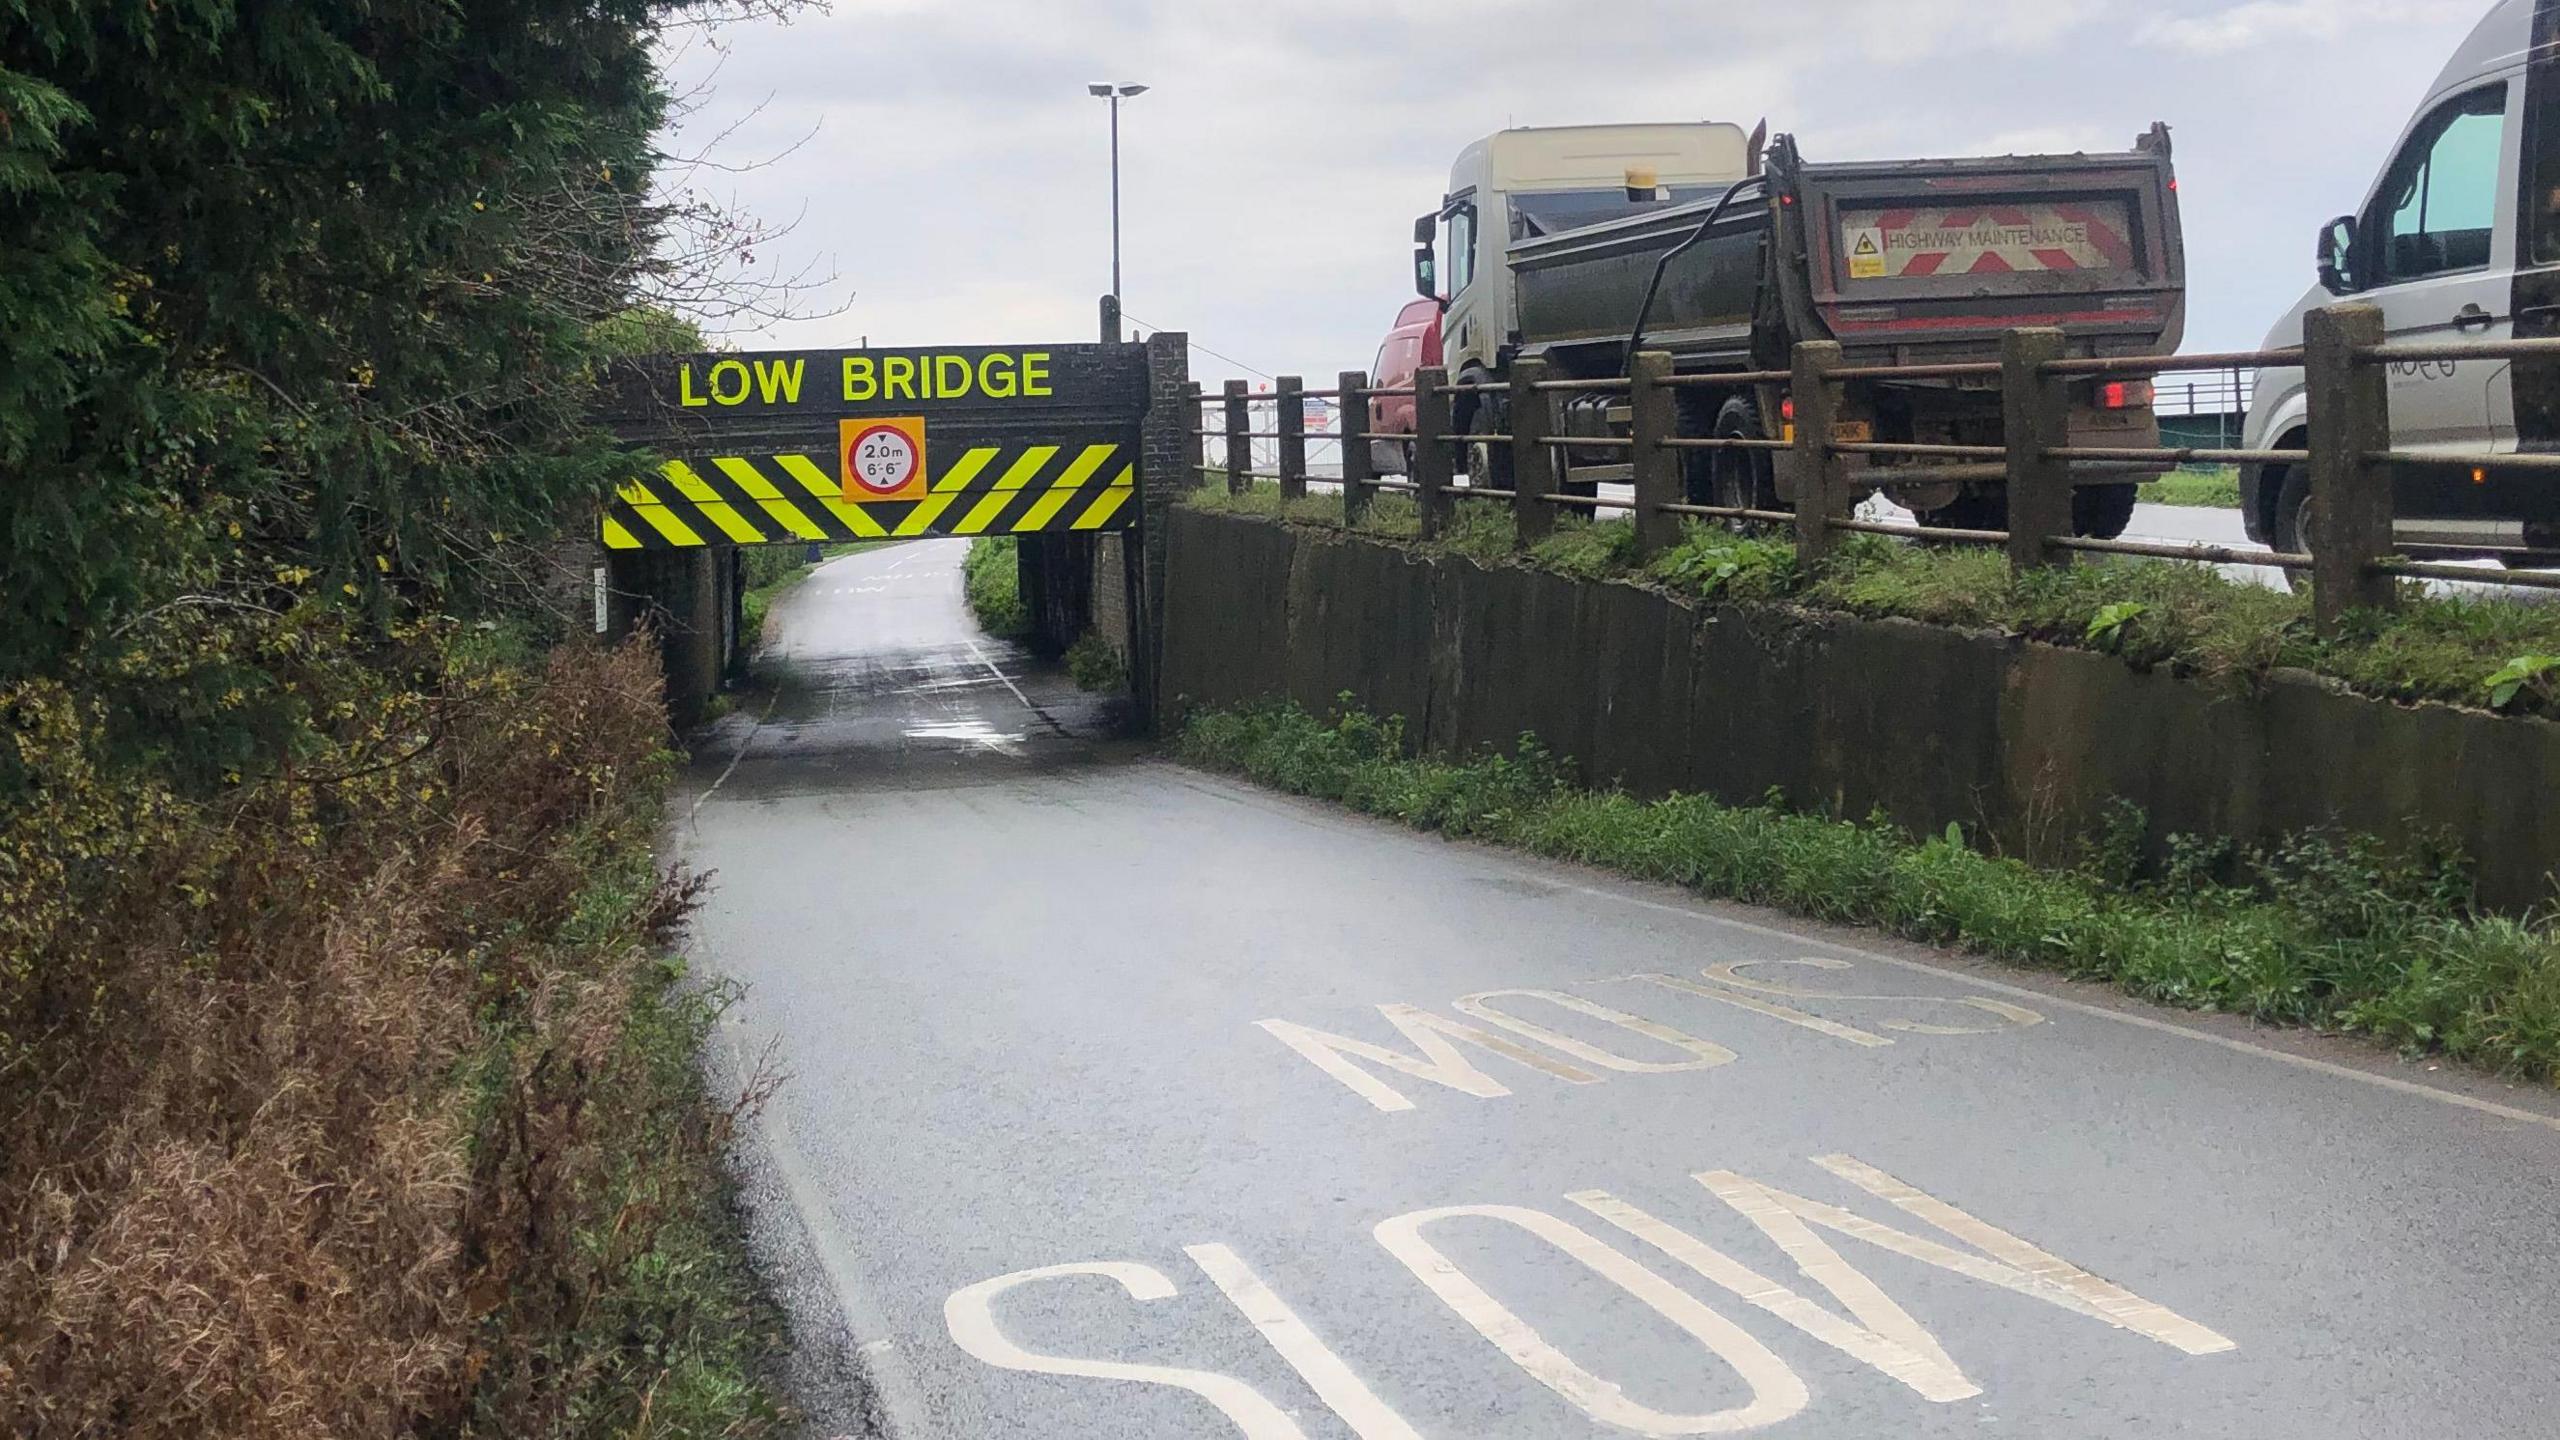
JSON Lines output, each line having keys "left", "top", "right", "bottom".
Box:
{"left": 963, "top": 537, "right": 1030, "bottom": 638}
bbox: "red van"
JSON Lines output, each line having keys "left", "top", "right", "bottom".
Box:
{"left": 1366, "top": 298, "right": 1441, "bottom": 475}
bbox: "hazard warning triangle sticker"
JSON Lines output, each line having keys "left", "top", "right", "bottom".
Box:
{"left": 1847, "top": 226, "right": 1888, "bottom": 279}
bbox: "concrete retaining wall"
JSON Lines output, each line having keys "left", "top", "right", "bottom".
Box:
{"left": 1161, "top": 508, "right": 2560, "bottom": 912}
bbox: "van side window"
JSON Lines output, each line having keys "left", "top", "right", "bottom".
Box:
{"left": 1446, "top": 206, "right": 1478, "bottom": 294}
{"left": 2372, "top": 84, "right": 2506, "bottom": 283}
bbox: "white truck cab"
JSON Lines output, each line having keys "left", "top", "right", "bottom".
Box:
{"left": 1418, "top": 124, "right": 1753, "bottom": 387}
{"left": 2243, "top": 0, "right": 2560, "bottom": 560}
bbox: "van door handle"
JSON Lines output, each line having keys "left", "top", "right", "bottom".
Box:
{"left": 2452, "top": 303, "right": 2496, "bottom": 332}
{"left": 2519, "top": 303, "right": 2560, "bottom": 327}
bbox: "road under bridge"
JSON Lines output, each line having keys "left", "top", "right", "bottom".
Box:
{"left": 678, "top": 538, "right": 2560, "bottom": 1440}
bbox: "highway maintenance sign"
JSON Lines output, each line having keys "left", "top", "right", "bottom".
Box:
{"left": 1838, "top": 200, "right": 2137, "bottom": 281}
{"left": 597, "top": 343, "right": 1149, "bottom": 549}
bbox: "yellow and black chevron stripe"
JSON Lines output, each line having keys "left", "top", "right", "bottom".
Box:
{"left": 602, "top": 441, "right": 1136, "bottom": 550}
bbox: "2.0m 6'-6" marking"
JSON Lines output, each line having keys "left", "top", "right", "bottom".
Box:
{"left": 842, "top": 417, "right": 927, "bottom": 502}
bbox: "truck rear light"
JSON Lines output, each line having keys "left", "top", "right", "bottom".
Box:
{"left": 2097, "top": 380, "right": 2153, "bottom": 410}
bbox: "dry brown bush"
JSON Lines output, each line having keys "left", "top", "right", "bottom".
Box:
{"left": 0, "top": 635, "right": 766, "bottom": 1438}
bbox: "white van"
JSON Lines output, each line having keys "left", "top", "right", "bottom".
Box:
{"left": 2242, "top": 0, "right": 2560, "bottom": 563}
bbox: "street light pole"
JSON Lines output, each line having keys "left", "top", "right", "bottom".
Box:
{"left": 1109, "top": 93, "right": 1123, "bottom": 306}
{"left": 1088, "top": 82, "right": 1148, "bottom": 340}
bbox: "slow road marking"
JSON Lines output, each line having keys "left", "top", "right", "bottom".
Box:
{"left": 944, "top": 1150, "right": 2233, "bottom": 1436}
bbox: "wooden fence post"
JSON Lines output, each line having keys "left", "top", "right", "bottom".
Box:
{"left": 1183, "top": 381, "right": 1205, "bottom": 489}
{"left": 2304, "top": 302, "right": 2397, "bottom": 630}
{"left": 1630, "top": 351, "right": 1681, "bottom": 560}
{"left": 1412, "top": 367, "right": 1455, "bottom": 540}
{"left": 1223, "top": 379, "right": 1250, "bottom": 495}
{"left": 2001, "top": 327, "right": 2070, "bottom": 573}
{"left": 1276, "top": 375, "right": 1307, "bottom": 501}
{"left": 1338, "top": 370, "right": 1373, "bottom": 527}
{"left": 1790, "top": 340, "right": 1847, "bottom": 565}
{"left": 1509, "top": 358, "right": 1555, "bottom": 546}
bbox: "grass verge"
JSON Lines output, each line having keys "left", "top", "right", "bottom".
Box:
{"left": 741, "top": 545, "right": 814, "bottom": 647}
{"left": 963, "top": 536, "right": 1031, "bottom": 639}
{"left": 1176, "top": 701, "right": 2560, "bottom": 1084}
{"left": 1177, "top": 483, "right": 2560, "bottom": 719}
{"left": 2137, "top": 465, "right": 2243, "bottom": 508}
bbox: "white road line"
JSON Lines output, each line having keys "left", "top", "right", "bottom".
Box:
{"left": 965, "top": 637, "right": 1044, "bottom": 715}
{"left": 1543, "top": 875, "right": 2560, "bottom": 1135}
{"left": 725, "top": 1030, "right": 934, "bottom": 1437}
{"left": 685, "top": 682, "right": 781, "bottom": 829}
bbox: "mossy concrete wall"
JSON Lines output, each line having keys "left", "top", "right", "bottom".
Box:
{"left": 1161, "top": 508, "right": 2560, "bottom": 912}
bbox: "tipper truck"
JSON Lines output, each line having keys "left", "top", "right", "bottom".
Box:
{"left": 1411, "top": 123, "right": 2187, "bottom": 536}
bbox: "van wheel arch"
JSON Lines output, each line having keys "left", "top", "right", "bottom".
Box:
{"left": 2248, "top": 429, "right": 2306, "bottom": 541}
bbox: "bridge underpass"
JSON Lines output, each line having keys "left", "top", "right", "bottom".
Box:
{"left": 672, "top": 531, "right": 2560, "bottom": 1440}
{"left": 594, "top": 329, "right": 1184, "bottom": 727}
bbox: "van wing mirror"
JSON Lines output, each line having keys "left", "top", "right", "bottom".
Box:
{"left": 2316, "top": 215, "right": 2357, "bottom": 294}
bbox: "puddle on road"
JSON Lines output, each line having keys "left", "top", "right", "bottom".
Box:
{"left": 903, "top": 718, "right": 1026, "bottom": 753}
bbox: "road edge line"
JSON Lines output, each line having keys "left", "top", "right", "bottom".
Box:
{"left": 723, "top": 1027, "right": 935, "bottom": 1437}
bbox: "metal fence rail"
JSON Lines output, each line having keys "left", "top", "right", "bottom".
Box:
{"left": 1179, "top": 303, "right": 2560, "bottom": 633}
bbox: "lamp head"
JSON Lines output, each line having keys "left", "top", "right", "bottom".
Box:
{"left": 1087, "top": 82, "right": 1115, "bottom": 97}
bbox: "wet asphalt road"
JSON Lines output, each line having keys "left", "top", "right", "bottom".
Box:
{"left": 681, "top": 540, "right": 2560, "bottom": 1440}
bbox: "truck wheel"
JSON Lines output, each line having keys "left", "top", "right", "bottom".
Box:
{"left": 1704, "top": 397, "right": 1776, "bottom": 522}
{"left": 2072, "top": 483, "right": 2139, "bottom": 540}
{"left": 1460, "top": 390, "right": 1513, "bottom": 491}
{"left": 2270, "top": 466, "right": 2314, "bottom": 592}
{"left": 1918, "top": 492, "right": 2007, "bottom": 532}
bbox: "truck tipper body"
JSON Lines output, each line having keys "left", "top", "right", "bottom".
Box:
{"left": 1415, "top": 124, "right": 2188, "bottom": 533}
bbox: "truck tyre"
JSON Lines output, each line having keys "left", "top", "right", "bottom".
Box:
{"left": 1917, "top": 491, "right": 2006, "bottom": 532}
{"left": 2270, "top": 465, "right": 2314, "bottom": 592}
{"left": 1703, "top": 396, "right": 1776, "bottom": 521}
{"left": 1459, "top": 387, "right": 1513, "bottom": 492}
{"left": 2072, "top": 482, "right": 2139, "bottom": 540}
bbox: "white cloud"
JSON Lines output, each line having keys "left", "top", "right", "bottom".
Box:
{"left": 655, "top": 0, "right": 2499, "bottom": 374}
{"left": 2137, "top": 0, "right": 2480, "bottom": 55}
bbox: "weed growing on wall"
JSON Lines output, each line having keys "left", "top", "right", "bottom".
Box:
{"left": 1066, "top": 631, "right": 1128, "bottom": 692}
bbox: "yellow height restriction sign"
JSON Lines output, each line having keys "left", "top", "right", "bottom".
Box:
{"left": 842, "top": 416, "right": 928, "bottom": 502}
{"left": 596, "top": 342, "right": 1151, "bottom": 550}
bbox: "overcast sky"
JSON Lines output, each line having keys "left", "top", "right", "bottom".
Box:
{"left": 662, "top": 0, "right": 2496, "bottom": 385}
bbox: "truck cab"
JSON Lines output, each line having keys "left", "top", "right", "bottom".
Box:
{"left": 1365, "top": 299, "right": 1442, "bottom": 474}
{"left": 1420, "top": 124, "right": 1755, "bottom": 388}
{"left": 2242, "top": 0, "right": 2560, "bottom": 562}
